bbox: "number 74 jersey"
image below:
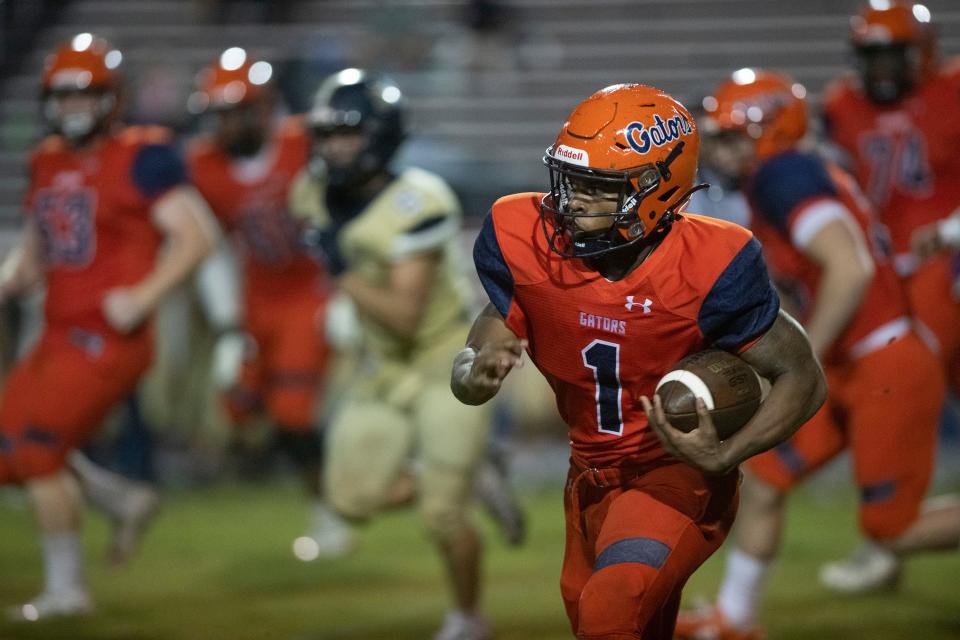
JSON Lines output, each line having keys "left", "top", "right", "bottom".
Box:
{"left": 473, "top": 193, "right": 780, "bottom": 467}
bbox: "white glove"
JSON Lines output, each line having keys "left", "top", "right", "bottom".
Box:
{"left": 211, "top": 330, "right": 253, "bottom": 390}
{"left": 323, "top": 293, "right": 362, "bottom": 352}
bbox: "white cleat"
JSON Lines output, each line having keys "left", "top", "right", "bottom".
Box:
{"left": 292, "top": 505, "right": 356, "bottom": 561}
{"left": 819, "top": 541, "right": 901, "bottom": 594}
{"left": 433, "top": 610, "right": 492, "bottom": 640}
{"left": 107, "top": 484, "right": 162, "bottom": 568}
{"left": 7, "top": 590, "right": 92, "bottom": 622}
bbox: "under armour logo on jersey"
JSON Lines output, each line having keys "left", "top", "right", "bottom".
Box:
{"left": 625, "top": 296, "right": 652, "bottom": 313}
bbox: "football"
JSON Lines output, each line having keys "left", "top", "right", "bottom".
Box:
{"left": 654, "top": 349, "right": 762, "bottom": 440}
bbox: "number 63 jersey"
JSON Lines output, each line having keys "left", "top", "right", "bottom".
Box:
{"left": 474, "top": 193, "right": 780, "bottom": 467}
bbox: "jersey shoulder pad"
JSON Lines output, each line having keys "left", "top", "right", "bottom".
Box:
{"left": 130, "top": 141, "right": 187, "bottom": 199}
{"left": 374, "top": 169, "right": 461, "bottom": 258}
{"left": 672, "top": 213, "right": 753, "bottom": 278}
{"left": 651, "top": 214, "right": 752, "bottom": 315}
{"left": 666, "top": 214, "right": 779, "bottom": 349}
{"left": 388, "top": 167, "right": 462, "bottom": 228}
{"left": 749, "top": 151, "right": 837, "bottom": 234}
{"left": 490, "top": 192, "right": 542, "bottom": 230}
{"left": 488, "top": 192, "right": 549, "bottom": 285}
{"left": 30, "top": 135, "right": 68, "bottom": 166}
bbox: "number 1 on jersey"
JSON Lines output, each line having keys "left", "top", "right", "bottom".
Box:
{"left": 582, "top": 339, "right": 624, "bottom": 435}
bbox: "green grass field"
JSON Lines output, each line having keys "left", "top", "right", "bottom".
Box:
{"left": 1, "top": 481, "right": 958, "bottom": 640}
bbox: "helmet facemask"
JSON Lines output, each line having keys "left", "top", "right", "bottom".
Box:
{"left": 211, "top": 101, "right": 271, "bottom": 158}
{"left": 311, "top": 121, "right": 386, "bottom": 190}
{"left": 855, "top": 43, "right": 919, "bottom": 104}
{"left": 540, "top": 140, "right": 693, "bottom": 259}
{"left": 43, "top": 88, "right": 116, "bottom": 144}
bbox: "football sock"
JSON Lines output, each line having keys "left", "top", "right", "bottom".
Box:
{"left": 717, "top": 548, "right": 771, "bottom": 629}
{"left": 41, "top": 531, "right": 84, "bottom": 596}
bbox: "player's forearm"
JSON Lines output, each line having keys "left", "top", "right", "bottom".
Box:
{"left": 338, "top": 271, "right": 426, "bottom": 339}
{"left": 137, "top": 189, "right": 217, "bottom": 310}
{"left": 0, "top": 225, "right": 44, "bottom": 298}
{"left": 721, "top": 311, "right": 827, "bottom": 469}
{"left": 135, "top": 232, "right": 212, "bottom": 311}
{"left": 0, "top": 247, "right": 42, "bottom": 297}
{"left": 718, "top": 363, "right": 825, "bottom": 469}
{"left": 804, "top": 262, "right": 872, "bottom": 358}
{"left": 451, "top": 304, "right": 520, "bottom": 405}
{"left": 450, "top": 347, "right": 494, "bottom": 405}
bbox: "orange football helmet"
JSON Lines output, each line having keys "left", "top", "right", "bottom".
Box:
{"left": 187, "top": 47, "right": 274, "bottom": 114}
{"left": 41, "top": 33, "right": 123, "bottom": 141}
{"left": 701, "top": 68, "right": 808, "bottom": 161}
{"left": 850, "top": 2, "right": 937, "bottom": 102}
{"left": 541, "top": 84, "right": 702, "bottom": 258}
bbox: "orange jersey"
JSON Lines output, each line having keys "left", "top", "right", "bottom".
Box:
{"left": 188, "top": 117, "right": 323, "bottom": 303}
{"left": 475, "top": 194, "right": 780, "bottom": 467}
{"left": 823, "top": 62, "right": 960, "bottom": 258}
{"left": 24, "top": 126, "right": 184, "bottom": 329}
{"left": 745, "top": 151, "right": 910, "bottom": 365}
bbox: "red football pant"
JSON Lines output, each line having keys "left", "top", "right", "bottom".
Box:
{"left": 224, "top": 291, "right": 332, "bottom": 431}
{"left": 749, "top": 333, "right": 943, "bottom": 540}
{"left": 905, "top": 255, "right": 960, "bottom": 389}
{"left": 561, "top": 459, "right": 739, "bottom": 639}
{"left": 0, "top": 325, "right": 152, "bottom": 484}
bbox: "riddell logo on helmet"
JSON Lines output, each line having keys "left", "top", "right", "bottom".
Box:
{"left": 626, "top": 114, "right": 693, "bottom": 155}
{"left": 555, "top": 145, "right": 590, "bottom": 167}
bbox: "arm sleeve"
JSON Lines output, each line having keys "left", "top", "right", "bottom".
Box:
{"left": 749, "top": 152, "right": 838, "bottom": 236}
{"left": 473, "top": 211, "right": 515, "bottom": 318}
{"left": 131, "top": 143, "right": 188, "bottom": 200}
{"left": 698, "top": 237, "right": 780, "bottom": 352}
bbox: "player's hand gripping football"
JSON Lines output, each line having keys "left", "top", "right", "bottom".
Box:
{"left": 639, "top": 394, "right": 730, "bottom": 475}
{"left": 102, "top": 287, "right": 151, "bottom": 334}
{"left": 460, "top": 337, "right": 527, "bottom": 399}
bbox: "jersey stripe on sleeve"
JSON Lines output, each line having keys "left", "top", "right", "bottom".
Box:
{"left": 473, "top": 211, "right": 515, "bottom": 318}
{"left": 698, "top": 237, "right": 780, "bottom": 351}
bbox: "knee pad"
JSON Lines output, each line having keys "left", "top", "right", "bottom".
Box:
{"left": 418, "top": 500, "right": 472, "bottom": 542}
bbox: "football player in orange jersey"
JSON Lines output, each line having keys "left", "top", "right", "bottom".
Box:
{"left": 823, "top": 3, "right": 960, "bottom": 390}
{"left": 452, "top": 83, "right": 825, "bottom": 639}
{"left": 0, "top": 34, "right": 215, "bottom": 619}
{"left": 186, "top": 48, "right": 352, "bottom": 557}
{"left": 674, "top": 69, "right": 960, "bottom": 640}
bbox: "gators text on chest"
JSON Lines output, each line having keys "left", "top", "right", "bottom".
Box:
{"left": 579, "top": 311, "right": 627, "bottom": 336}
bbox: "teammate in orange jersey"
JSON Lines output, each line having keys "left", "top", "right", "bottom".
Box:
{"left": 823, "top": 2, "right": 960, "bottom": 386}
{"left": 186, "top": 48, "right": 352, "bottom": 556}
{"left": 674, "top": 69, "right": 960, "bottom": 640}
{"left": 451, "top": 83, "right": 825, "bottom": 639}
{"left": 0, "top": 33, "right": 215, "bottom": 619}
